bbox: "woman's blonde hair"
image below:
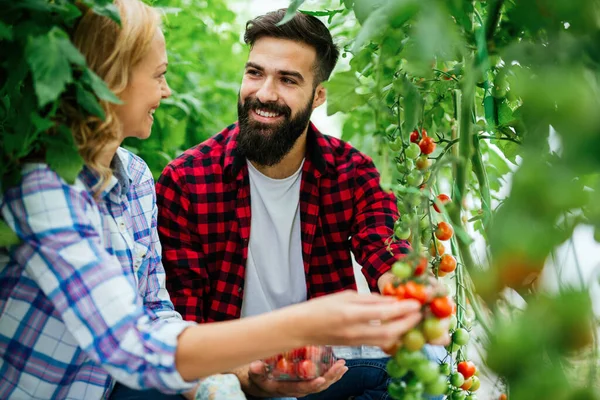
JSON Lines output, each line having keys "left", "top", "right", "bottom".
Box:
{"left": 64, "top": 0, "right": 161, "bottom": 193}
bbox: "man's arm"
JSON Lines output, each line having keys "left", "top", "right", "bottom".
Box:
{"left": 350, "top": 158, "right": 411, "bottom": 292}
{"left": 156, "top": 164, "right": 208, "bottom": 322}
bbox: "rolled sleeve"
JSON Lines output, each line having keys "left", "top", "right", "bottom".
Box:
{"left": 350, "top": 159, "right": 411, "bottom": 290}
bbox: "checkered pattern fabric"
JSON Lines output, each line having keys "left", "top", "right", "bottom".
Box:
{"left": 0, "top": 148, "right": 195, "bottom": 399}
{"left": 156, "top": 122, "right": 410, "bottom": 323}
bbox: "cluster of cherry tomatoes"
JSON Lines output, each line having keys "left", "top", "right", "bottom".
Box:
{"left": 384, "top": 128, "right": 486, "bottom": 398}
{"left": 263, "top": 345, "right": 335, "bottom": 381}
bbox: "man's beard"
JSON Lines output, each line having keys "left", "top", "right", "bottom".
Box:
{"left": 236, "top": 93, "right": 314, "bottom": 167}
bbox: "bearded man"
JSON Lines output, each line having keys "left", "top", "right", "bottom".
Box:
{"left": 156, "top": 9, "right": 445, "bottom": 400}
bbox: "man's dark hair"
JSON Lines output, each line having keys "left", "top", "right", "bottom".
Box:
{"left": 243, "top": 9, "right": 340, "bottom": 85}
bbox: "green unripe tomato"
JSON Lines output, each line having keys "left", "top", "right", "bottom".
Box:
{"left": 403, "top": 329, "right": 426, "bottom": 351}
{"left": 466, "top": 394, "right": 478, "bottom": 400}
{"left": 396, "top": 162, "right": 409, "bottom": 174}
{"left": 470, "top": 376, "right": 481, "bottom": 392}
{"left": 394, "top": 224, "right": 411, "bottom": 240}
{"left": 389, "top": 137, "right": 403, "bottom": 152}
{"left": 453, "top": 328, "right": 470, "bottom": 346}
{"left": 392, "top": 261, "right": 412, "bottom": 279}
{"left": 414, "top": 361, "right": 439, "bottom": 384}
{"left": 450, "top": 372, "right": 465, "bottom": 387}
{"left": 387, "top": 381, "right": 406, "bottom": 398}
{"left": 423, "top": 318, "right": 446, "bottom": 341}
{"left": 394, "top": 349, "right": 426, "bottom": 367}
{"left": 425, "top": 375, "right": 449, "bottom": 396}
{"left": 439, "top": 362, "right": 451, "bottom": 375}
{"left": 405, "top": 143, "right": 421, "bottom": 159}
{"left": 405, "top": 380, "right": 424, "bottom": 394}
{"left": 452, "top": 391, "right": 467, "bottom": 400}
{"left": 406, "top": 170, "right": 424, "bottom": 187}
{"left": 386, "top": 359, "right": 408, "bottom": 379}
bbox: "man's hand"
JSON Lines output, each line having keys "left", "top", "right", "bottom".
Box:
{"left": 238, "top": 360, "right": 347, "bottom": 398}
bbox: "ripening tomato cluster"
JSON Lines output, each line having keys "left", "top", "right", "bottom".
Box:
{"left": 387, "top": 127, "right": 482, "bottom": 399}
{"left": 381, "top": 260, "right": 455, "bottom": 397}
{"left": 262, "top": 345, "right": 335, "bottom": 381}
{"left": 445, "top": 360, "right": 481, "bottom": 399}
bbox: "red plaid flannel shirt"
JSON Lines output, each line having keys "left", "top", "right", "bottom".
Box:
{"left": 156, "top": 122, "right": 410, "bottom": 323}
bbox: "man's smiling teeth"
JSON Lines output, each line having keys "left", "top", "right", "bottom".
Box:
{"left": 255, "top": 109, "right": 280, "bottom": 118}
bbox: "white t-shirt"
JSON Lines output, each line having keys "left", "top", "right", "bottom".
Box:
{"left": 240, "top": 160, "right": 307, "bottom": 318}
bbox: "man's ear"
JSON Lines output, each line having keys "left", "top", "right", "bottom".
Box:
{"left": 312, "top": 84, "right": 327, "bottom": 109}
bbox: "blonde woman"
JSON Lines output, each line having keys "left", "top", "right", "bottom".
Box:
{"left": 0, "top": 1, "right": 424, "bottom": 399}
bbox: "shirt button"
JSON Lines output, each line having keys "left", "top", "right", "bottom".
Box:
{"left": 237, "top": 287, "right": 242, "bottom": 293}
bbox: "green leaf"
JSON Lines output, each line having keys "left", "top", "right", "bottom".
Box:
{"left": 401, "top": 75, "right": 422, "bottom": 132}
{"left": 277, "top": 0, "right": 306, "bottom": 26}
{"left": 44, "top": 126, "right": 84, "bottom": 184}
{"left": 81, "top": 0, "right": 121, "bottom": 25}
{"left": 323, "top": 70, "right": 367, "bottom": 115}
{"left": 82, "top": 68, "right": 122, "bottom": 104}
{"left": 76, "top": 84, "right": 105, "bottom": 119}
{"left": 495, "top": 140, "right": 520, "bottom": 164}
{"left": 0, "top": 220, "right": 20, "bottom": 247}
{"left": 353, "top": 0, "right": 419, "bottom": 51}
{"left": 25, "top": 27, "right": 84, "bottom": 107}
{"left": 353, "top": 0, "right": 388, "bottom": 24}
{"left": 0, "top": 21, "right": 14, "bottom": 41}
{"left": 343, "top": 0, "right": 355, "bottom": 10}
{"left": 498, "top": 100, "right": 513, "bottom": 125}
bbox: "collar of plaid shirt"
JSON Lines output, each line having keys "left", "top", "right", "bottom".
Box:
{"left": 157, "top": 122, "right": 408, "bottom": 323}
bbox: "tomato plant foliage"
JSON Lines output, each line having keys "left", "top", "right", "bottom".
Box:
{"left": 292, "top": 0, "right": 600, "bottom": 398}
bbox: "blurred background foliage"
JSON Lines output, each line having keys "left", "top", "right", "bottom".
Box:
{"left": 125, "top": 0, "right": 246, "bottom": 179}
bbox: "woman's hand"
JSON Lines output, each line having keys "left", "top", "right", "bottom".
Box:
{"left": 289, "top": 290, "right": 422, "bottom": 350}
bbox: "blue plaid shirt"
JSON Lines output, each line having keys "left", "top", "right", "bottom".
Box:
{"left": 0, "top": 148, "right": 196, "bottom": 399}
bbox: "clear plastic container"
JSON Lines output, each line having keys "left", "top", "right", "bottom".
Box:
{"left": 263, "top": 345, "right": 336, "bottom": 381}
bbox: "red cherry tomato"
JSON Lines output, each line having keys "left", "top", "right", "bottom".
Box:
{"left": 382, "top": 282, "right": 396, "bottom": 296}
{"left": 457, "top": 360, "right": 477, "bottom": 379}
{"left": 291, "top": 347, "right": 306, "bottom": 360}
{"left": 275, "top": 358, "right": 295, "bottom": 376}
{"left": 297, "top": 359, "right": 318, "bottom": 380}
{"left": 419, "top": 136, "right": 437, "bottom": 155}
{"left": 433, "top": 194, "right": 451, "bottom": 213}
{"left": 430, "top": 297, "right": 453, "bottom": 318}
{"left": 414, "top": 257, "right": 428, "bottom": 276}
{"left": 435, "top": 221, "right": 454, "bottom": 241}
{"left": 405, "top": 281, "right": 428, "bottom": 304}
{"left": 439, "top": 254, "right": 457, "bottom": 273}
{"left": 410, "top": 129, "right": 420, "bottom": 143}
{"left": 395, "top": 284, "right": 406, "bottom": 300}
